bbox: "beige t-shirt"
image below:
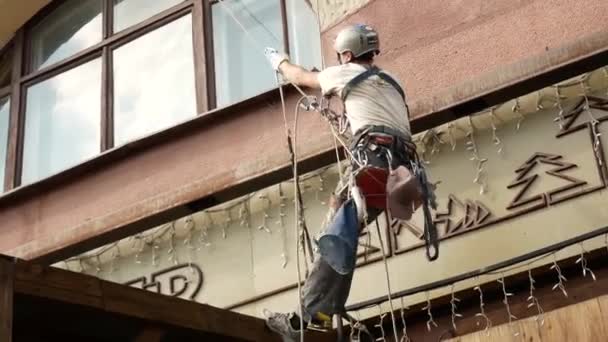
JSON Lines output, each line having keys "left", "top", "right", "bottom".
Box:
{"left": 317, "top": 63, "right": 411, "bottom": 136}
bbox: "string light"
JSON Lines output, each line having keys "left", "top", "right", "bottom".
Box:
{"left": 95, "top": 255, "right": 103, "bottom": 275}
{"left": 134, "top": 235, "right": 145, "bottom": 265}
{"left": 223, "top": 208, "right": 233, "bottom": 239}
{"left": 447, "top": 123, "right": 457, "bottom": 151}
{"left": 497, "top": 275, "right": 519, "bottom": 337}
{"left": 450, "top": 284, "right": 463, "bottom": 331}
{"left": 151, "top": 240, "right": 160, "bottom": 267}
{"left": 168, "top": 223, "right": 179, "bottom": 266}
{"left": 316, "top": 174, "right": 326, "bottom": 205}
{"left": 466, "top": 116, "right": 488, "bottom": 195}
{"left": 550, "top": 254, "right": 568, "bottom": 298}
{"left": 399, "top": 298, "right": 410, "bottom": 342}
{"left": 581, "top": 82, "right": 603, "bottom": 169}
{"left": 422, "top": 292, "right": 438, "bottom": 332}
{"left": 489, "top": 108, "right": 504, "bottom": 155}
{"left": 183, "top": 216, "right": 196, "bottom": 249}
{"left": 512, "top": 98, "right": 525, "bottom": 131}
{"left": 536, "top": 90, "right": 545, "bottom": 111}
{"left": 375, "top": 305, "right": 388, "bottom": 341}
{"left": 553, "top": 85, "right": 567, "bottom": 130}
{"left": 198, "top": 212, "right": 213, "bottom": 249}
{"left": 258, "top": 194, "right": 273, "bottom": 234}
{"left": 527, "top": 269, "right": 545, "bottom": 326}
{"left": 575, "top": 243, "right": 596, "bottom": 281}
{"left": 474, "top": 279, "right": 492, "bottom": 334}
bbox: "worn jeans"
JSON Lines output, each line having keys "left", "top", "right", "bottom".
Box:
{"left": 298, "top": 138, "right": 406, "bottom": 324}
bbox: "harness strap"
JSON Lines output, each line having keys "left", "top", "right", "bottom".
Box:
{"left": 341, "top": 66, "right": 406, "bottom": 103}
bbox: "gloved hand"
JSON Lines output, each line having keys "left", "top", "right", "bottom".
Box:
{"left": 264, "top": 47, "right": 288, "bottom": 71}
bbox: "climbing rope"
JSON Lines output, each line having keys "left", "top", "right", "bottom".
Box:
{"left": 215, "top": 1, "right": 310, "bottom": 341}
{"left": 376, "top": 218, "right": 400, "bottom": 342}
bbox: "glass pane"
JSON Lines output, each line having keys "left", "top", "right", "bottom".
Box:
{"left": 30, "top": 0, "right": 102, "bottom": 71}
{"left": 114, "top": 0, "right": 185, "bottom": 32}
{"left": 0, "top": 48, "right": 12, "bottom": 88}
{"left": 0, "top": 97, "right": 9, "bottom": 188}
{"left": 23, "top": 59, "right": 101, "bottom": 185}
{"left": 213, "top": 0, "right": 284, "bottom": 107}
{"left": 113, "top": 15, "right": 196, "bottom": 145}
{"left": 286, "top": 0, "right": 322, "bottom": 71}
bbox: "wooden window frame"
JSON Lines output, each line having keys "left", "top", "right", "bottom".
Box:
{"left": 1, "top": 0, "right": 293, "bottom": 192}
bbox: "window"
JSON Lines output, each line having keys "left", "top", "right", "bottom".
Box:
{"left": 0, "top": 47, "right": 11, "bottom": 88}
{"left": 113, "top": 0, "right": 185, "bottom": 32}
{"left": 212, "top": 0, "right": 322, "bottom": 107}
{"left": 213, "top": 0, "right": 284, "bottom": 107}
{"left": 22, "top": 59, "right": 102, "bottom": 184}
{"left": 29, "top": 0, "right": 102, "bottom": 71}
{"left": 4, "top": 0, "right": 323, "bottom": 189}
{"left": 0, "top": 97, "right": 9, "bottom": 188}
{"left": 286, "top": 0, "right": 322, "bottom": 71}
{"left": 113, "top": 15, "right": 196, "bottom": 145}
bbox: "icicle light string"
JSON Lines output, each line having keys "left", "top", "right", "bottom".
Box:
{"left": 550, "top": 254, "right": 569, "bottom": 298}
{"left": 576, "top": 243, "right": 597, "bottom": 281}
{"left": 512, "top": 97, "right": 525, "bottom": 131}
{"left": 527, "top": 269, "right": 545, "bottom": 326}
{"left": 422, "top": 291, "right": 438, "bottom": 332}
{"left": 375, "top": 305, "right": 388, "bottom": 342}
{"left": 450, "top": 284, "right": 463, "bottom": 331}
{"left": 497, "top": 275, "right": 519, "bottom": 337}
{"left": 489, "top": 107, "right": 504, "bottom": 155}
{"left": 465, "top": 116, "right": 488, "bottom": 195}
{"left": 399, "top": 298, "right": 411, "bottom": 342}
{"left": 474, "top": 278, "right": 492, "bottom": 335}
{"left": 580, "top": 81, "right": 603, "bottom": 168}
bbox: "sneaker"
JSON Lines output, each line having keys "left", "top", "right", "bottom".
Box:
{"left": 263, "top": 309, "right": 302, "bottom": 342}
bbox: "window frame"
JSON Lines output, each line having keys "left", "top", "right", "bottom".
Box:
{"left": 1, "top": 0, "right": 296, "bottom": 192}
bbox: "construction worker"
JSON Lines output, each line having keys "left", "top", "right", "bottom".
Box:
{"left": 263, "top": 24, "right": 437, "bottom": 341}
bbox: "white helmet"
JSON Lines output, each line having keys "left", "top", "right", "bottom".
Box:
{"left": 334, "top": 24, "right": 380, "bottom": 58}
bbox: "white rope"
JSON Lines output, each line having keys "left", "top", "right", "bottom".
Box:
{"left": 215, "top": 1, "right": 306, "bottom": 340}
{"left": 277, "top": 74, "right": 306, "bottom": 342}
{"left": 376, "top": 218, "right": 400, "bottom": 341}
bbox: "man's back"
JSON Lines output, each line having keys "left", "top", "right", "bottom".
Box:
{"left": 318, "top": 63, "right": 411, "bottom": 136}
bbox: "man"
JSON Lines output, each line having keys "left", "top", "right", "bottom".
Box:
{"left": 263, "top": 24, "right": 437, "bottom": 341}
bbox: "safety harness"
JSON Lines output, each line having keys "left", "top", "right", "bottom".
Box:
{"left": 341, "top": 66, "right": 406, "bottom": 102}
{"left": 341, "top": 66, "right": 440, "bottom": 261}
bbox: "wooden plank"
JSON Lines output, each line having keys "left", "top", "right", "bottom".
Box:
{"left": 539, "top": 298, "right": 607, "bottom": 341}
{"left": 101, "top": 280, "right": 335, "bottom": 341}
{"left": 101, "top": 281, "right": 282, "bottom": 342}
{"left": 447, "top": 318, "right": 541, "bottom": 342}
{"left": 9, "top": 259, "right": 336, "bottom": 341}
{"left": 13, "top": 262, "right": 104, "bottom": 308}
{"left": 0, "top": 257, "right": 14, "bottom": 342}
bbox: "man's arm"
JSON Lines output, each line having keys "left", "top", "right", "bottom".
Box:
{"left": 265, "top": 47, "right": 321, "bottom": 90}
{"left": 278, "top": 61, "right": 320, "bottom": 89}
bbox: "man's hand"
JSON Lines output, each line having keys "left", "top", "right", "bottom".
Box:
{"left": 264, "top": 47, "right": 289, "bottom": 71}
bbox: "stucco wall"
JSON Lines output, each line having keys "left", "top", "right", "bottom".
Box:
{"left": 308, "top": 0, "right": 372, "bottom": 30}
{"left": 318, "top": 0, "right": 608, "bottom": 116}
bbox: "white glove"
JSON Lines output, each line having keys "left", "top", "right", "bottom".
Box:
{"left": 264, "top": 47, "right": 289, "bottom": 71}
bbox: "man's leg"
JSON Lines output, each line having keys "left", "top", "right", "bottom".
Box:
{"left": 265, "top": 168, "right": 352, "bottom": 340}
